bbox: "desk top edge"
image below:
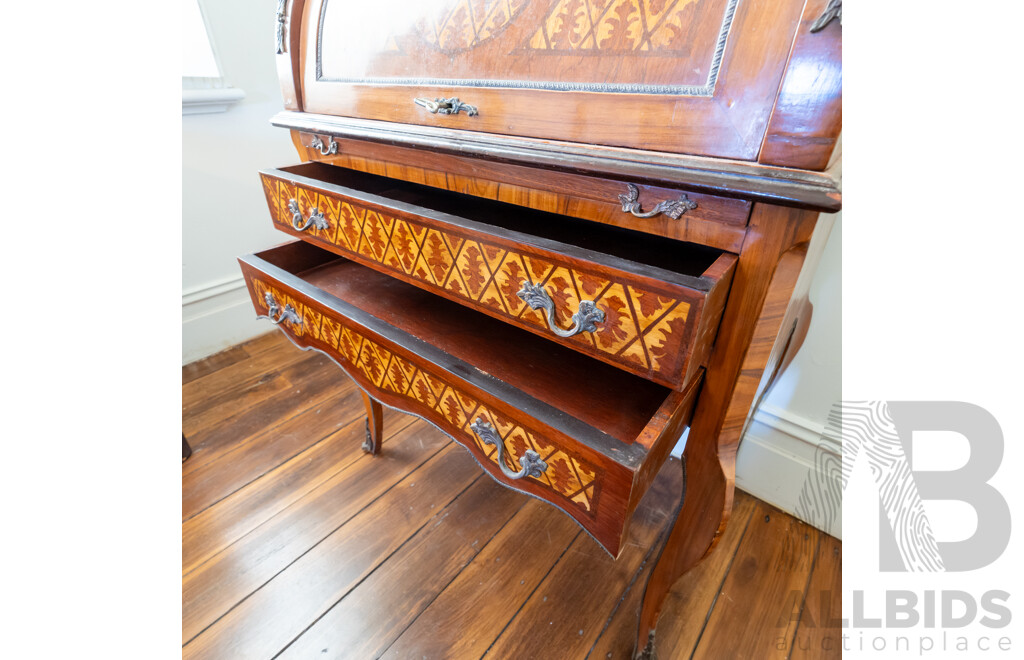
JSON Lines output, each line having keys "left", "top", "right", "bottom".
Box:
{"left": 271, "top": 111, "right": 842, "bottom": 213}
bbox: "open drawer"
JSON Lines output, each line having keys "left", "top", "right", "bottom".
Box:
{"left": 260, "top": 162, "right": 736, "bottom": 390}
{"left": 238, "top": 240, "right": 703, "bottom": 557}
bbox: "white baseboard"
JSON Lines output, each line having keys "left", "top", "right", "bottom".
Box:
{"left": 182, "top": 275, "right": 267, "bottom": 365}
{"left": 736, "top": 404, "right": 842, "bottom": 539}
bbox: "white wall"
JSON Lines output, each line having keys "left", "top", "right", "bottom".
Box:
{"left": 182, "top": 0, "right": 297, "bottom": 363}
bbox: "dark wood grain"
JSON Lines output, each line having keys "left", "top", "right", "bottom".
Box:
{"left": 482, "top": 454, "right": 681, "bottom": 659}
{"left": 181, "top": 337, "right": 842, "bottom": 657}
{"left": 759, "top": 0, "right": 843, "bottom": 170}
{"left": 182, "top": 344, "right": 249, "bottom": 385}
{"left": 377, "top": 498, "right": 581, "bottom": 659}
{"left": 181, "top": 339, "right": 316, "bottom": 437}
{"left": 281, "top": 484, "right": 549, "bottom": 660}
{"left": 183, "top": 417, "right": 439, "bottom": 645}
{"left": 182, "top": 351, "right": 345, "bottom": 477}
{"left": 586, "top": 490, "right": 757, "bottom": 659}
{"left": 790, "top": 533, "right": 843, "bottom": 659}
{"left": 184, "top": 441, "right": 484, "bottom": 658}
{"left": 182, "top": 336, "right": 309, "bottom": 411}
{"left": 182, "top": 380, "right": 357, "bottom": 521}
{"left": 182, "top": 410, "right": 414, "bottom": 578}
{"left": 181, "top": 359, "right": 295, "bottom": 439}
{"left": 691, "top": 501, "right": 819, "bottom": 659}
{"left": 638, "top": 490, "right": 759, "bottom": 658}
{"left": 181, "top": 332, "right": 283, "bottom": 392}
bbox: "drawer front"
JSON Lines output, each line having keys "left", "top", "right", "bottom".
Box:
{"left": 260, "top": 168, "right": 734, "bottom": 389}
{"left": 240, "top": 266, "right": 637, "bottom": 553}
{"left": 296, "top": 0, "right": 807, "bottom": 159}
{"left": 291, "top": 129, "right": 752, "bottom": 253}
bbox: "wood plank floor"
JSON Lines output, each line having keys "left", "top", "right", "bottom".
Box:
{"left": 183, "top": 332, "right": 842, "bottom": 659}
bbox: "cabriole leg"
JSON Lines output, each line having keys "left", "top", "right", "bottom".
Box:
{"left": 635, "top": 204, "right": 819, "bottom": 657}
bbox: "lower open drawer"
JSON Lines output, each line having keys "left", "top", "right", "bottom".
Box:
{"left": 238, "top": 240, "right": 702, "bottom": 557}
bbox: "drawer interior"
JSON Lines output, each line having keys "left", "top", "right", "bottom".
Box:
{"left": 257, "top": 240, "right": 674, "bottom": 448}
{"left": 276, "top": 162, "right": 726, "bottom": 280}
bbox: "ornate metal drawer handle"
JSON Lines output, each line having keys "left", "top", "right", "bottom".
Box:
{"left": 288, "top": 199, "right": 328, "bottom": 232}
{"left": 618, "top": 184, "right": 697, "bottom": 219}
{"left": 470, "top": 419, "right": 547, "bottom": 480}
{"left": 264, "top": 292, "right": 301, "bottom": 325}
{"left": 413, "top": 97, "right": 478, "bottom": 117}
{"left": 517, "top": 281, "right": 604, "bottom": 338}
{"left": 310, "top": 135, "right": 338, "bottom": 155}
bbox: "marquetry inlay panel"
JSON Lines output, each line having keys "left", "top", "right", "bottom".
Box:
{"left": 249, "top": 276, "right": 603, "bottom": 515}
{"left": 317, "top": 0, "right": 739, "bottom": 95}
{"left": 263, "top": 174, "right": 699, "bottom": 387}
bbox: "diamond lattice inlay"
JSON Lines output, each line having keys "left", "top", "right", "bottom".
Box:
{"left": 251, "top": 277, "right": 602, "bottom": 514}
{"left": 268, "top": 176, "right": 694, "bottom": 384}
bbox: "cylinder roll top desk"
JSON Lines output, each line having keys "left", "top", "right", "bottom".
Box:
{"left": 239, "top": 0, "right": 841, "bottom": 656}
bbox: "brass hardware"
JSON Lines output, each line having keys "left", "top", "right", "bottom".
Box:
{"left": 288, "top": 199, "right": 328, "bottom": 232}
{"left": 310, "top": 135, "right": 338, "bottom": 155}
{"left": 413, "top": 97, "right": 478, "bottom": 116}
{"left": 618, "top": 184, "right": 697, "bottom": 219}
{"left": 264, "top": 292, "right": 301, "bottom": 326}
{"left": 470, "top": 419, "right": 547, "bottom": 480}
{"left": 517, "top": 281, "right": 604, "bottom": 338}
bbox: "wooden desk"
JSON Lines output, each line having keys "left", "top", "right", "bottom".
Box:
{"left": 241, "top": 1, "right": 841, "bottom": 655}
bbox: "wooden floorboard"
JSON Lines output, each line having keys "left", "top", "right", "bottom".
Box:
{"left": 182, "top": 384, "right": 357, "bottom": 521}
{"left": 182, "top": 343, "right": 250, "bottom": 385}
{"left": 183, "top": 416, "right": 430, "bottom": 644}
{"left": 790, "top": 533, "right": 843, "bottom": 659}
{"left": 280, "top": 477, "right": 531, "bottom": 659}
{"left": 691, "top": 501, "right": 820, "bottom": 660}
{"left": 182, "top": 332, "right": 842, "bottom": 659}
{"left": 588, "top": 490, "right": 759, "bottom": 660}
{"left": 482, "top": 462, "right": 681, "bottom": 660}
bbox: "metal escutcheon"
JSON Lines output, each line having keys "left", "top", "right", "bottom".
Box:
{"left": 288, "top": 199, "right": 328, "bottom": 232}
{"left": 617, "top": 183, "right": 697, "bottom": 219}
{"left": 470, "top": 419, "right": 547, "bottom": 480}
{"left": 517, "top": 281, "right": 604, "bottom": 338}
{"left": 264, "top": 292, "right": 302, "bottom": 326}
